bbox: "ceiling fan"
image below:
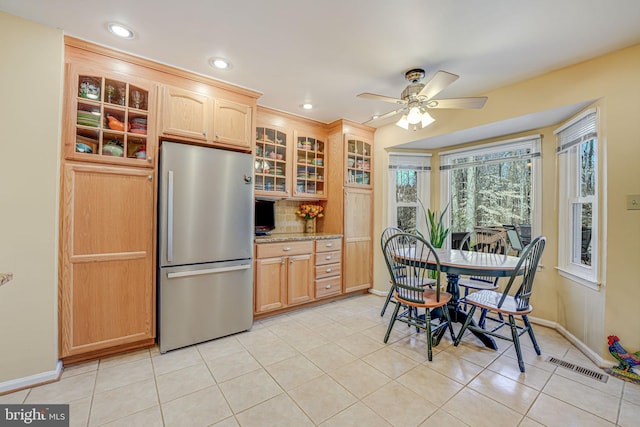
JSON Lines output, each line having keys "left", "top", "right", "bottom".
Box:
{"left": 358, "top": 68, "right": 488, "bottom": 130}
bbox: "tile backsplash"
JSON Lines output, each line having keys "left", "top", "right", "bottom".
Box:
{"left": 273, "top": 200, "right": 306, "bottom": 233}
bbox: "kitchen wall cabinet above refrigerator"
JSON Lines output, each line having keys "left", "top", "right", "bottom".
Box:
{"left": 159, "top": 84, "right": 253, "bottom": 151}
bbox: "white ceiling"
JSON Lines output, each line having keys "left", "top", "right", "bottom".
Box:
{"left": 3, "top": 0, "right": 640, "bottom": 147}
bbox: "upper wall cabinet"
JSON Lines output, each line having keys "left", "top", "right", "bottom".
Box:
{"left": 160, "top": 86, "right": 209, "bottom": 141}
{"left": 213, "top": 98, "right": 252, "bottom": 149}
{"left": 345, "top": 136, "right": 372, "bottom": 188}
{"left": 160, "top": 85, "right": 253, "bottom": 150}
{"left": 255, "top": 106, "right": 328, "bottom": 200}
{"left": 66, "top": 63, "right": 156, "bottom": 168}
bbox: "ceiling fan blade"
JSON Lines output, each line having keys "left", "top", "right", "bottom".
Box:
{"left": 426, "top": 97, "right": 488, "bottom": 109}
{"left": 418, "top": 70, "right": 459, "bottom": 100}
{"left": 364, "top": 108, "right": 404, "bottom": 124}
{"left": 357, "top": 92, "right": 405, "bottom": 104}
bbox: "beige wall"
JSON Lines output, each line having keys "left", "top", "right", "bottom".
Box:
{"left": 0, "top": 12, "right": 63, "bottom": 383}
{"left": 373, "top": 44, "right": 640, "bottom": 362}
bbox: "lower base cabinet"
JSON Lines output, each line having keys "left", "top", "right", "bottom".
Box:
{"left": 254, "top": 237, "right": 342, "bottom": 315}
{"left": 254, "top": 240, "right": 314, "bottom": 314}
{"left": 59, "top": 163, "right": 155, "bottom": 360}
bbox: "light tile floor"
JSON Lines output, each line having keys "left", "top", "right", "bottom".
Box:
{"left": 2, "top": 293, "right": 640, "bottom": 426}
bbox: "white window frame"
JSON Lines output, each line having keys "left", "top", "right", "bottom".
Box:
{"left": 439, "top": 136, "right": 542, "bottom": 249}
{"left": 387, "top": 153, "right": 431, "bottom": 236}
{"left": 555, "top": 108, "right": 599, "bottom": 288}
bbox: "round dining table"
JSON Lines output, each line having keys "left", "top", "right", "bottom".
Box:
{"left": 400, "top": 247, "right": 523, "bottom": 350}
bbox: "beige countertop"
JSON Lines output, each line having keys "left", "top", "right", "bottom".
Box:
{"left": 255, "top": 232, "right": 342, "bottom": 243}
{"left": 0, "top": 273, "right": 13, "bottom": 287}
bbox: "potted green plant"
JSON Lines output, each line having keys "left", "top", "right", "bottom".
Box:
{"left": 416, "top": 199, "right": 450, "bottom": 249}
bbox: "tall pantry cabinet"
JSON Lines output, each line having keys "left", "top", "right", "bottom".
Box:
{"left": 325, "top": 120, "right": 375, "bottom": 293}
{"left": 59, "top": 40, "right": 157, "bottom": 362}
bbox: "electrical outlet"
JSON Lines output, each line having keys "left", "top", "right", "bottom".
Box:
{"left": 627, "top": 194, "right": 640, "bottom": 210}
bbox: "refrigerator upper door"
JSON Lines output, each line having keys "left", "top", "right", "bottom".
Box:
{"left": 159, "top": 141, "right": 254, "bottom": 267}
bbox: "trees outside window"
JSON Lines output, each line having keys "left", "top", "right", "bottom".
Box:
{"left": 440, "top": 137, "right": 541, "bottom": 243}
{"left": 556, "top": 109, "right": 598, "bottom": 286}
{"left": 388, "top": 154, "right": 430, "bottom": 235}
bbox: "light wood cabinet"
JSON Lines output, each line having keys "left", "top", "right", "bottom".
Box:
{"left": 160, "top": 85, "right": 209, "bottom": 141}
{"left": 314, "top": 238, "right": 342, "bottom": 299}
{"left": 294, "top": 131, "right": 327, "bottom": 199}
{"left": 324, "top": 121, "right": 375, "bottom": 294}
{"left": 160, "top": 85, "right": 252, "bottom": 149}
{"left": 59, "top": 163, "right": 155, "bottom": 359}
{"left": 345, "top": 136, "right": 372, "bottom": 188}
{"left": 344, "top": 189, "right": 373, "bottom": 292}
{"left": 65, "top": 63, "right": 156, "bottom": 168}
{"left": 213, "top": 98, "right": 252, "bottom": 148}
{"left": 254, "top": 241, "right": 314, "bottom": 314}
{"left": 255, "top": 107, "right": 328, "bottom": 200}
{"left": 255, "top": 125, "right": 289, "bottom": 197}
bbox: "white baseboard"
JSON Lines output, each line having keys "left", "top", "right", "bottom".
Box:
{"left": 0, "top": 361, "right": 62, "bottom": 394}
{"left": 368, "top": 289, "right": 387, "bottom": 297}
{"left": 529, "top": 316, "right": 610, "bottom": 368}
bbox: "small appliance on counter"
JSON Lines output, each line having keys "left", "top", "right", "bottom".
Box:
{"left": 157, "top": 141, "right": 254, "bottom": 353}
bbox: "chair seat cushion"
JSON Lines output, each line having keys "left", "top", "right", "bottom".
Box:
{"left": 396, "top": 289, "right": 451, "bottom": 308}
{"left": 464, "top": 289, "right": 532, "bottom": 315}
{"left": 457, "top": 276, "right": 498, "bottom": 291}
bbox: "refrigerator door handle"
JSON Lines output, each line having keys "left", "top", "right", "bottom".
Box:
{"left": 167, "top": 170, "right": 174, "bottom": 262}
{"left": 166, "top": 264, "right": 251, "bottom": 279}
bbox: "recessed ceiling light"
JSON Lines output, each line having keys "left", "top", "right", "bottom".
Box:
{"left": 302, "top": 103, "right": 313, "bottom": 110}
{"left": 209, "top": 57, "right": 232, "bottom": 70}
{"left": 107, "top": 23, "right": 134, "bottom": 39}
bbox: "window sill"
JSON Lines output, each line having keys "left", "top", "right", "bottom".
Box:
{"left": 555, "top": 267, "right": 600, "bottom": 290}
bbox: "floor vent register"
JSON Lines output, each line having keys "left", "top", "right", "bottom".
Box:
{"left": 546, "top": 356, "right": 609, "bottom": 383}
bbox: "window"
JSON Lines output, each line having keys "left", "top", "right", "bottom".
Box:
{"left": 388, "top": 154, "right": 431, "bottom": 234}
{"left": 555, "top": 109, "right": 598, "bottom": 287}
{"left": 440, "top": 136, "right": 541, "bottom": 247}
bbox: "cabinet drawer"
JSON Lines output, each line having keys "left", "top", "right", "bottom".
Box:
{"left": 315, "top": 250, "right": 341, "bottom": 266}
{"left": 315, "top": 262, "right": 341, "bottom": 280}
{"left": 256, "top": 241, "right": 314, "bottom": 258}
{"left": 315, "top": 238, "right": 342, "bottom": 253}
{"left": 315, "top": 276, "right": 342, "bottom": 299}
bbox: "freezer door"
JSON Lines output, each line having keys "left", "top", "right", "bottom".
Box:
{"left": 159, "top": 141, "right": 254, "bottom": 267}
{"left": 158, "top": 261, "right": 253, "bottom": 353}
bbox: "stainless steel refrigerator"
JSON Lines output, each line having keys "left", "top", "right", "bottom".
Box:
{"left": 157, "top": 141, "right": 254, "bottom": 353}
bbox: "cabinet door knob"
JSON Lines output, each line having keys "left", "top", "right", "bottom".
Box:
{"left": 147, "top": 175, "right": 153, "bottom": 181}
{"left": 326, "top": 243, "right": 333, "bottom": 247}
{"left": 203, "top": 131, "right": 207, "bottom": 137}
{"left": 281, "top": 260, "right": 285, "bottom": 265}
{"left": 325, "top": 256, "right": 332, "bottom": 260}
{"left": 215, "top": 132, "right": 220, "bottom": 139}
{"left": 147, "top": 155, "right": 153, "bottom": 163}
{"left": 325, "top": 284, "right": 332, "bottom": 289}
{"left": 283, "top": 247, "right": 291, "bottom": 251}
{"left": 325, "top": 268, "right": 332, "bottom": 273}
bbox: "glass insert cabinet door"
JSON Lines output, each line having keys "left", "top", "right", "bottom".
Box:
{"left": 71, "top": 67, "right": 153, "bottom": 166}
{"left": 346, "top": 137, "right": 372, "bottom": 187}
{"left": 255, "top": 127, "right": 288, "bottom": 196}
{"left": 294, "top": 134, "right": 326, "bottom": 198}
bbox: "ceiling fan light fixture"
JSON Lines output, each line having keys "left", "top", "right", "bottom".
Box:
{"left": 407, "top": 106, "right": 422, "bottom": 124}
{"left": 396, "top": 115, "right": 409, "bottom": 130}
{"left": 421, "top": 110, "right": 435, "bottom": 128}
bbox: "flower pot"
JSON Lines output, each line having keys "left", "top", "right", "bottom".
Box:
{"left": 305, "top": 218, "right": 316, "bottom": 233}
